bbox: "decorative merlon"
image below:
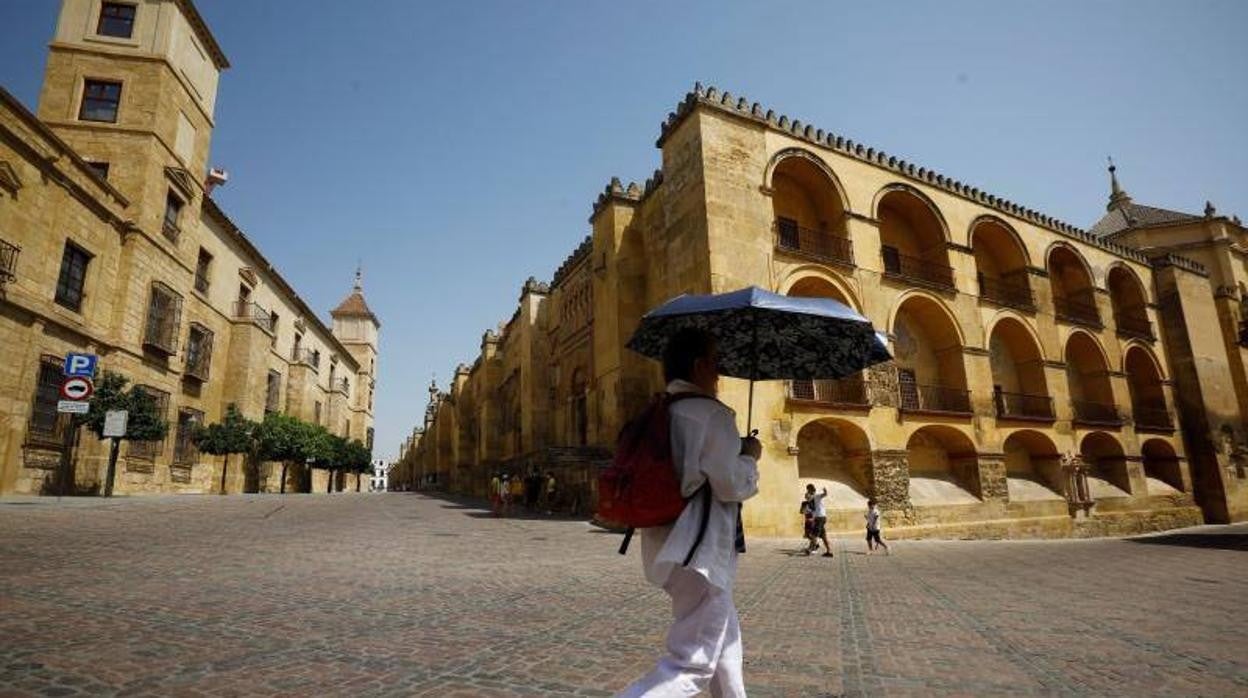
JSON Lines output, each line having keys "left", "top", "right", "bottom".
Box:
{"left": 589, "top": 169, "right": 664, "bottom": 221}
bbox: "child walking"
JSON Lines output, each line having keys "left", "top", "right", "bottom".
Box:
{"left": 865, "top": 499, "right": 889, "bottom": 555}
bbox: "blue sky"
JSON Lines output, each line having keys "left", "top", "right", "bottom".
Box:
{"left": 3, "top": 1, "right": 1246, "bottom": 461}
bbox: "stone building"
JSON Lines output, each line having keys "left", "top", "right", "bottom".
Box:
{"left": 0, "top": 0, "right": 378, "bottom": 495}
{"left": 399, "top": 83, "right": 1247, "bottom": 538}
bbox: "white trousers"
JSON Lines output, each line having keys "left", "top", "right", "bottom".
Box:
{"left": 618, "top": 567, "right": 745, "bottom": 697}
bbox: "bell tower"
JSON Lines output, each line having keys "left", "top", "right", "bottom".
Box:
{"left": 332, "top": 268, "right": 381, "bottom": 450}
{"left": 36, "top": 0, "right": 229, "bottom": 238}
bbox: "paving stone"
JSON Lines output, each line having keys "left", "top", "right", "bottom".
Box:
{"left": 0, "top": 493, "right": 1245, "bottom": 696}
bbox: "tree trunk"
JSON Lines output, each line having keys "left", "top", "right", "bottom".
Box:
{"left": 219, "top": 453, "right": 230, "bottom": 495}
{"left": 356, "top": 472, "right": 361, "bottom": 492}
{"left": 327, "top": 470, "right": 333, "bottom": 493}
{"left": 280, "top": 461, "right": 288, "bottom": 494}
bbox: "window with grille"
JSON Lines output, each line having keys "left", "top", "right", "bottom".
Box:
{"left": 97, "top": 2, "right": 136, "bottom": 38}
{"left": 143, "top": 282, "right": 182, "bottom": 355}
{"left": 54, "top": 241, "right": 91, "bottom": 312}
{"left": 172, "top": 408, "right": 203, "bottom": 465}
{"left": 194, "top": 248, "right": 212, "bottom": 293}
{"left": 162, "top": 191, "right": 183, "bottom": 241}
{"left": 27, "top": 357, "right": 67, "bottom": 447}
{"left": 79, "top": 80, "right": 122, "bottom": 122}
{"left": 265, "top": 370, "right": 282, "bottom": 414}
{"left": 128, "top": 386, "right": 170, "bottom": 461}
{"left": 184, "top": 323, "right": 213, "bottom": 381}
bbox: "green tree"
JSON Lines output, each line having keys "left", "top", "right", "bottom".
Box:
{"left": 342, "top": 439, "right": 372, "bottom": 492}
{"left": 193, "top": 405, "right": 255, "bottom": 495}
{"left": 80, "top": 371, "right": 169, "bottom": 497}
{"left": 255, "top": 413, "right": 308, "bottom": 494}
{"left": 311, "top": 430, "right": 346, "bottom": 493}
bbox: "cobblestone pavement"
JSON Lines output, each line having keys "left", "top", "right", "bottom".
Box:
{"left": 1, "top": 493, "right": 1246, "bottom": 697}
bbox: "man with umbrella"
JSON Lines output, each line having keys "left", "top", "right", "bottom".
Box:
{"left": 619, "top": 286, "right": 890, "bottom": 697}
{"left": 618, "top": 327, "right": 760, "bottom": 697}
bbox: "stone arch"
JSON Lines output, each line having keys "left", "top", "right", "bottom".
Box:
{"left": 764, "top": 147, "right": 850, "bottom": 211}
{"left": 1080, "top": 431, "right": 1132, "bottom": 498}
{"left": 891, "top": 293, "right": 969, "bottom": 412}
{"left": 1141, "top": 438, "right": 1184, "bottom": 494}
{"left": 1107, "top": 264, "right": 1152, "bottom": 337}
{"left": 1066, "top": 330, "right": 1116, "bottom": 422}
{"left": 971, "top": 216, "right": 1035, "bottom": 310}
{"left": 988, "top": 316, "right": 1053, "bottom": 419}
{"left": 871, "top": 183, "right": 951, "bottom": 242}
{"left": 906, "top": 425, "right": 980, "bottom": 505}
{"left": 795, "top": 418, "right": 872, "bottom": 510}
{"left": 1047, "top": 243, "right": 1100, "bottom": 326}
{"left": 769, "top": 150, "right": 851, "bottom": 265}
{"left": 1002, "top": 429, "right": 1064, "bottom": 501}
{"left": 780, "top": 267, "right": 860, "bottom": 312}
{"left": 1125, "top": 345, "right": 1169, "bottom": 430}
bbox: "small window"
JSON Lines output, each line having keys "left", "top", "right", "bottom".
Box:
{"left": 162, "top": 190, "right": 183, "bottom": 241}
{"left": 54, "top": 241, "right": 92, "bottom": 312}
{"left": 185, "top": 323, "right": 213, "bottom": 381}
{"left": 194, "top": 248, "right": 212, "bottom": 294}
{"left": 269, "top": 311, "right": 279, "bottom": 345}
{"left": 173, "top": 408, "right": 203, "bottom": 465}
{"left": 265, "top": 370, "right": 282, "bottom": 414}
{"left": 97, "top": 2, "right": 136, "bottom": 38}
{"left": 86, "top": 161, "right": 110, "bottom": 180}
{"left": 292, "top": 333, "right": 303, "bottom": 362}
{"left": 79, "top": 80, "right": 122, "bottom": 123}
{"left": 143, "top": 281, "right": 183, "bottom": 355}
{"left": 27, "top": 357, "right": 67, "bottom": 446}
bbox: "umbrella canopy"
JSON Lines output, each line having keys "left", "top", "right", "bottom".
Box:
{"left": 627, "top": 286, "right": 891, "bottom": 381}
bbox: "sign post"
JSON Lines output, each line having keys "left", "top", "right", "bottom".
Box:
{"left": 57, "top": 353, "right": 97, "bottom": 499}
{"left": 102, "top": 410, "right": 128, "bottom": 498}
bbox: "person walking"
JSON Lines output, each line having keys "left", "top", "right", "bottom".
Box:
{"left": 543, "top": 471, "right": 557, "bottom": 515}
{"left": 804, "top": 484, "right": 832, "bottom": 558}
{"left": 799, "top": 490, "right": 816, "bottom": 553}
{"left": 619, "top": 327, "right": 760, "bottom": 698}
{"left": 490, "top": 473, "right": 502, "bottom": 517}
{"left": 510, "top": 474, "right": 524, "bottom": 512}
{"left": 865, "top": 498, "right": 889, "bottom": 555}
{"left": 499, "top": 474, "right": 513, "bottom": 517}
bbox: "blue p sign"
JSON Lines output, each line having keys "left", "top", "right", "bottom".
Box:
{"left": 64, "top": 353, "right": 98, "bottom": 378}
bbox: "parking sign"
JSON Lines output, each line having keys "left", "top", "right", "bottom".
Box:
{"left": 64, "top": 353, "right": 98, "bottom": 378}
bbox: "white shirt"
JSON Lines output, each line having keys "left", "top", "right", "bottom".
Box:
{"left": 809, "top": 491, "right": 827, "bottom": 518}
{"left": 866, "top": 507, "right": 881, "bottom": 531}
{"left": 639, "top": 380, "right": 760, "bottom": 592}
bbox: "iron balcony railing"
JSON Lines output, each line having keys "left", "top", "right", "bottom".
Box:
{"left": 1054, "top": 290, "right": 1101, "bottom": 327}
{"left": 882, "top": 246, "right": 955, "bottom": 291}
{"left": 0, "top": 239, "right": 18, "bottom": 284}
{"left": 978, "top": 272, "right": 1035, "bottom": 311}
{"left": 1114, "top": 308, "right": 1153, "bottom": 339}
{"left": 1072, "top": 399, "right": 1121, "bottom": 425}
{"left": 234, "top": 300, "right": 274, "bottom": 333}
{"left": 993, "top": 389, "right": 1054, "bottom": 420}
{"left": 786, "top": 375, "right": 869, "bottom": 406}
{"left": 1133, "top": 404, "right": 1173, "bottom": 430}
{"left": 292, "top": 347, "right": 321, "bottom": 368}
{"left": 774, "top": 219, "right": 855, "bottom": 267}
{"left": 899, "top": 383, "right": 971, "bottom": 414}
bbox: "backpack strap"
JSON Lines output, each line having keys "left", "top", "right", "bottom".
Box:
{"left": 681, "top": 481, "right": 713, "bottom": 567}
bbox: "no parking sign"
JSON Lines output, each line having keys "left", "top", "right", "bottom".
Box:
{"left": 60, "top": 376, "right": 94, "bottom": 401}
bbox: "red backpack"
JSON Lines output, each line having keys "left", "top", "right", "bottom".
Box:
{"left": 598, "top": 392, "right": 714, "bottom": 560}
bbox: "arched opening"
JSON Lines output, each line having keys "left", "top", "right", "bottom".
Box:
{"left": 1141, "top": 439, "right": 1184, "bottom": 494}
{"left": 1002, "top": 430, "right": 1064, "bottom": 501}
{"left": 972, "top": 219, "right": 1034, "bottom": 311}
{"left": 906, "top": 425, "right": 979, "bottom": 505}
{"left": 785, "top": 277, "right": 867, "bottom": 406}
{"left": 1080, "top": 432, "right": 1132, "bottom": 498}
{"left": 989, "top": 317, "right": 1053, "bottom": 420}
{"left": 771, "top": 155, "right": 853, "bottom": 267}
{"left": 893, "top": 295, "right": 970, "bottom": 414}
{"left": 1065, "top": 332, "right": 1120, "bottom": 425}
{"left": 1107, "top": 266, "right": 1152, "bottom": 339}
{"left": 1125, "top": 347, "right": 1171, "bottom": 430}
{"left": 878, "top": 188, "right": 954, "bottom": 290}
{"left": 795, "top": 419, "right": 872, "bottom": 509}
{"left": 1049, "top": 246, "right": 1100, "bottom": 327}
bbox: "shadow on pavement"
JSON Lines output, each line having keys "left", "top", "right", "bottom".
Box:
{"left": 1127, "top": 532, "right": 1248, "bottom": 552}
